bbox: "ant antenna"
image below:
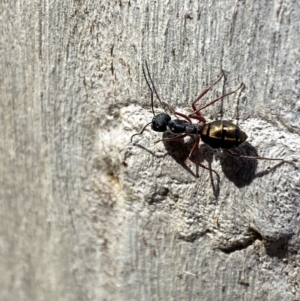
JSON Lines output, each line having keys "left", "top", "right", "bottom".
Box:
{"left": 143, "top": 60, "right": 167, "bottom": 113}
{"left": 131, "top": 61, "right": 168, "bottom": 143}
{"left": 130, "top": 121, "right": 152, "bottom": 143}
{"left": 142, "top": 64, "right": 155, "bottom": 116}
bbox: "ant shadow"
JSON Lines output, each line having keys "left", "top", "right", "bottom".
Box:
{"left": 162, "top": 135, "right": 286, "bottom": 190}
{"left": 163, "top": 132, "right": 221, "bottom": 197}
{"left": 162, "top": 132, "right": 199, "bottom": 178}
{"left": 219, "top": 141, "right": 286, "bottom": 188}
{"left": 218, "top": 142, "right": 258, "bottom": 187}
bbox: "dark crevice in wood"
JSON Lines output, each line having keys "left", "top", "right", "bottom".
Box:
{"left": 217, "top": 229, "right": 263, "bottom": 254}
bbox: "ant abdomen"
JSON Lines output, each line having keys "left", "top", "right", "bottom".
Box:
{"left": 200, "top": 120, "right": 248, "bottom": 149}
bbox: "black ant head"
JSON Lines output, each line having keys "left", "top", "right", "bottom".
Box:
{"left": 151, "top": 113, "right": 171, "bottom": 132}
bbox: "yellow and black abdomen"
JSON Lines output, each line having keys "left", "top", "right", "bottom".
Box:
{"left": 200, "top": 120, "right": 248, "bottom": 149}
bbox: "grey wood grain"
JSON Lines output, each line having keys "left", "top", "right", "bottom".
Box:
{"left": 1, "top": 1, "right": 299, "bottom": 300}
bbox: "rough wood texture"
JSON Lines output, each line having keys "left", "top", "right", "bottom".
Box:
{"left": 1, "top": 1, "right": 300, "bottom": 300}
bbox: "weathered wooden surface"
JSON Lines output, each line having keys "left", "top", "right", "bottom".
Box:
{"left": 1, "top": 1, "right": 300, "bottom": 300}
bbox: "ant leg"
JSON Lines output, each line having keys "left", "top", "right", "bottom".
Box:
{"left": 191, "top": 70, "right": 225, "bottom": 113}
{"left": 173, "top": 111, "right": 192, "bottom": 123}
{"left": 154, "top": 134, "right": 187, "bottom": 144}
{"left": 188, "top": 113, "right": 206, "bottom": 124}
{"left": 188, "top": 136, "right": 220, "bottom": 179}
{"left": 223, "top": 150, "right": 296, "bottom": 166}
{"left": 162, "top": 101, "right": 193, "bottom": 123}
{"left": 189, "top": 83, "right": 245, "bottom": 120}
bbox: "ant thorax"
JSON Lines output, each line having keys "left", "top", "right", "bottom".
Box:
{"left": 168, "top": 118, "right": 204, "bottom": 135}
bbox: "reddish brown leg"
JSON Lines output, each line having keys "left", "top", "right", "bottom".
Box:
{"left": 223, "top": 150, "right": 295, "bottom": 166}
{"left": 173, "top": 111, "right": 192, "bottom": 123}
{"left": 189, "top": 83, "right": 245, "bottom": 120}
{"left": 163, "top": 102, "right": 193, "bottom": 123}
{"left": 188, "top": 71, "right": 225, "bottom": 123}
{"left": 155, "top": 134, "right": 188, "bottom": 144}
{"left": 191, "top": 70, "right": 225, "bottom": 113}
{"left": 188, "top": 136, "right": 220, "bottom": 179}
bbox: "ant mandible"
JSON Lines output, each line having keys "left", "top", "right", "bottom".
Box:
{"left": 131, "top": 61, "right": 292, "bottom": 179}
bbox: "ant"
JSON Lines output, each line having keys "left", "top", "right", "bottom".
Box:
{"left": 131, "top": 61, "right": 294, "bottom": 179}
